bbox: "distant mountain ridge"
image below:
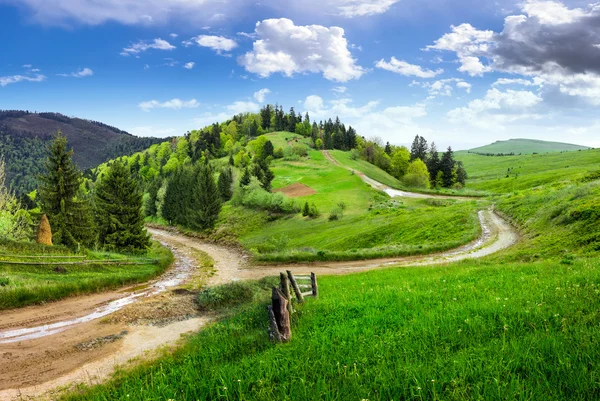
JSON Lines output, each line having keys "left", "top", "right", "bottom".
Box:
{"left": 0, "top": 110, "right": 168, "bottom": 193}
{"left": 468, "top": 138, "right": 590, "bottom": 155}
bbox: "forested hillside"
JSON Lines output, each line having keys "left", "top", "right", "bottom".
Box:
{"left": 0, "top": 110, "right": 166, "bottom": 193}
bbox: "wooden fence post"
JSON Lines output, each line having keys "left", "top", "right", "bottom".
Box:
{"left": 270, "top": 287, "right": 291, "bottom": 342}
{"left": 311, "top": 272, "right": 318, "bottom": 298}
{"left": 280, "top": 272, "right": 293, "bottom": 314}
{"left": 287, "top": 270, "right": 304, "bottom": 303}
{"left": 267, "top": 305, "right": 282, "bottom": 343}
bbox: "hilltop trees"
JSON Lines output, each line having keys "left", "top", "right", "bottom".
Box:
{"left": 95, "top": 160, "right": 150, "bottom": 252}
{"left": 38, "top": 132, "right": 95, "bottom": 248}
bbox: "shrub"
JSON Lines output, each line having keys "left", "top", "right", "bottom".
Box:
{"left": 328, "top": 205, "right": 344, "bottom": 221}
{"left": 232, "top": 179, "right": 299, "bottom": 214}
{"left": 0, "top": 277, "right": 9, "bottom": 287}
{"left": 196, "top": 281, "right": 257, "bottom": 311}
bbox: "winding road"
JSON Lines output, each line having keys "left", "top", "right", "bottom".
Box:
{"left": 0, "top": 170, "right": 519, "bottom": 400}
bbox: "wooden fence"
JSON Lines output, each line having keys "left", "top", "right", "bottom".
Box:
{"left": 268, "top": 271, "right": 318, "bottom": 343}
{"left": 0, "top": 254, "right": 158, "bottom": 266}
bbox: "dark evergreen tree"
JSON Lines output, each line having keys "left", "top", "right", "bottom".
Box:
{"left": 304, "top": 112, "right": 310, "bottom": 125}
{"left": 426, "top": 142, "right": 440, "bottom": 184}
{"left": 240, "top": 167, "right": 251, "bottom": 187}
{"left": 439, "top": 146, "right": 457, "bottom": 188}
{"left": 260, "top": 105, "right": 272, "bottom": 130}
{"left": 218, "top": 167, "right": 234, "bottom": 201}
{"left": 288, "top": 107, "right": 297, "bottom": 132}
{"left": 95, "top": 160, "right": 150, "bottom": 252}
{"left": 302, "top": 201, "right": 309, "bottom": 217}
{"left": 228, "top": 153, "right": 234, "bottom": 166}
{"left": 263, "top": 140, "right": 274, "bottom": 159}
{"left": 260, "top": 161, "right": 275, "bottom": 192}
{"left": 38, "top": 132, "right": 95, "bottom": 248}
{"left": 189, "top": 164, "right": 222, "bottom": 230}
{"left": 311, "top": 122, "right": 319, "bottom": 142}
{"left": 410, "top": 135, "right": 428, "bottom": 161}
{"left": 385, "top": 142, "right": 392, "bottom": 155}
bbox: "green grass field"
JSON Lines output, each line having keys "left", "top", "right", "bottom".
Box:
{"left": 468, "top": 138, "right": 590, "bottom": 155}
{"left": 214, "top": 134, "right": 485, "bottom": 262}
{"left": 0, "top": 241, "right": 173, "bottom": 310}
{"left": 456, "top": 148, "right": 600, "bottom": 194}
{"left": 63, "top": 143, "right": 600, "bottom": 401}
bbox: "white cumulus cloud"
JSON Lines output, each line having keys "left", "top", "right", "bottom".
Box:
{"left": 58, "top": 67, "right": 94, "bottom": 78}
{"left": 121, "top": 38, "right": 175, "bottom": 56}
{"left": 184, "top": 62, "right": 195, "bottom": 70}
{"left": 0, "top": 74, "right": 46, "bottom": 87}
{"left": 191, "top": 35, "right": 237, "bottom": 54}
{"left": 239, "top": 18, "right": 366, "bottom": 82}
{"left": 253, "top": 88, "right": 271, "bottom": 103}
{"left": 376, "top": 57, "right": 443, "bottom": 78}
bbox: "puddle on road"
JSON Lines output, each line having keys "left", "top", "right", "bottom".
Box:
{"left": 0, "top": 243, "right": 195, "bottom": 344}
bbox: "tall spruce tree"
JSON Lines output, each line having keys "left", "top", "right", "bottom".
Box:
{"left": 190, "top": 164, "right": 221, "bottom": 230}
{"left": 439, "top": 146, "right": 457, "bottom": 188}
{"left": 456, "top": 161, "right": 468, "bottom": 186}
{"left": 240, "top": 167, "right": 251, "bottom": 187}
{"left": 95, "top": 160, "right": 150, "bottom": 252}
{"left": 426, "top": 142, "right": 440, "bottom": 184}
{"left": 218, "top": 167, "right": 234, "bottom": 201}
{"left": 38, "top": 132, "right": 95, "bottom": 248}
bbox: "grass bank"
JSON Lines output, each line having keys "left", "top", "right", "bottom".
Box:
{"left": 64, "top": 256, "right": 600, "bottom": 401}
{"left": 0, "top": 241, "right": 173, "bottom": 310}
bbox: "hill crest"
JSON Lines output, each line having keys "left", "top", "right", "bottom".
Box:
{"left": 468, "top": 138, "right": 590, "bottom": 155}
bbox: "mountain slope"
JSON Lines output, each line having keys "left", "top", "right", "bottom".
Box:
{"left": 468, "top": 138, "right": 590, "bottom": 155}
{"left": 0, "top": 110, "right": 167, "bottom": 193}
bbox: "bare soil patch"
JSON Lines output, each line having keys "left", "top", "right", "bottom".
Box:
{"left": 274, "top": 182, "right": 316, "bottom": 197}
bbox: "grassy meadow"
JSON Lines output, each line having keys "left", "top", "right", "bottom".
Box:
{"left": 63, "top": 144, "right": 600, "bottom": 401}
{"left": 455, "top": 148, "right": 600, "bottom": 194}
{"left": 207, "top": 134, "right": 485, "bottom": 262}
{"left": 0, "top": 241, "right": 173, "bottom": 310}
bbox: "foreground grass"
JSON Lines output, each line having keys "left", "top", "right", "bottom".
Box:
{"left": 0, "top": 242, "right": 173, "bottom": 310}
{"left": 65, "top": 257, "right": 600, "bottom": 401}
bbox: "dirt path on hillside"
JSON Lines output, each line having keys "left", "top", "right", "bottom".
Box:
{"left": 321, "top": 149, "right": 474, "bottom": 200}
{"left": 0, "top": 214, "right": 517, "bottom": 400}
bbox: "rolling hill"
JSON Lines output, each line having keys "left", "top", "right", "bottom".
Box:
{"left": 467, "top": 138, "right": 590, "bottom": 155}
{"left": 0, "top": 110, "right": 167, "bottom": 193}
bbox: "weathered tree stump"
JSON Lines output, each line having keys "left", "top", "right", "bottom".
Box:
{"left": 280, "top": 272, "right": 293, "bottom": 314}
{"left": 287, "top": 270, "right": 304, "bottom": 303}
{"left": 269, "top": 287, "right": 291, "bottom": 342}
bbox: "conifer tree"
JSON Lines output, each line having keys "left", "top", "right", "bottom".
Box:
{"left": 240, "top": 167, "right": 251, "bottom": 187}
{"left": 260, "top": 162, "right": 275, "bottom": 192}
{"left": 440, "top": 146, "right": 457, "bottom": 188}
{"left": 302, "top": 201, "right": 309, "bottom": 217}
{"left": 218, "top": 167, "right": 234, "bottom": 201}
{"left": 38, "top": 132, "right": 95, "bottom": 248}
{"left": 190, "top": 164, "right": 221, "bottom": 230}
{"left": 426, "top": 142, "right": 440, "bottom": 183}
{"left": 95, "top": 160, "right": 150, "bottom": 252}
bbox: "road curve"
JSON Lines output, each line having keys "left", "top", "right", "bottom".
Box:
{"left": 0, "top": 202, "right": 518, "bottom": 399}
{"left": 321, "top": 149, "right": 475, "bottom": 200}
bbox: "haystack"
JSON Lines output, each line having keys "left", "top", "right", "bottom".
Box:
{"left": 37, "top": 213, "right": 53, "bottom": 246}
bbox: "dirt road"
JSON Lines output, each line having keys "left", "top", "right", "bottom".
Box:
{"left": 0, "top": 213, "right": 518, "bottom": 400}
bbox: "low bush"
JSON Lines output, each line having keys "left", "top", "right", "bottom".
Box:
{"left": 232, "top": 180, "right": 299, "bottom": 214}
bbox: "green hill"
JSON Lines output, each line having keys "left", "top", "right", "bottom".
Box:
{"left": 467, "top": 138, "right": 590, "bottom": 155}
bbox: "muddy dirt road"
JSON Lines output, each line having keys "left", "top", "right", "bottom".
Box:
{"left": 0, "top": 213, "right": 518, "bottom": 400}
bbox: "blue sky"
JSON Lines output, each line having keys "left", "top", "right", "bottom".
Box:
{"left": 1, "top": 0, "right": 599, "bottom": 149}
